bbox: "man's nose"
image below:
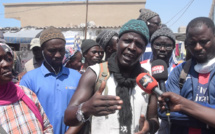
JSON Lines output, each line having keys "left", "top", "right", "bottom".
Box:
{"left": 194, "top": 42, "right": 203, "bottom": 51}
{"left": 128, "top": 42, "right": 136, "bottom": 51}
{"left": 1, "top": 58, "right": 12, "bottom": 69}
{"left": 55, "top": 51, "right": 62, "bottom": 58}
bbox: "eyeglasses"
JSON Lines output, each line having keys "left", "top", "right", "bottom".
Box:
{"left": 147, "top": 21, "right": 161, "bottom": 27}
{"left": 153, "top": 43, "right": 174, "bottom": 50}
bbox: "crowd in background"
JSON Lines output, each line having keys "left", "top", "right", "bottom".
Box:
{"left": 1, "top": 7, "right": 215, "bottom": 134}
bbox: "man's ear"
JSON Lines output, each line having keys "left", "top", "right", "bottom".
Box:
{"left": 83, "top": 52, "right": 87, "bottom": 58}
{"left": 106, "top": 46, "right": 112, "bottom": 53}
{"left": 116, "top": 38, "right": 119, "bottom": 51}
{"left": 184, "top": 38, "right": 188, "bottom": 49}
{"left": 116, "top": 38, "right": 119, "bottom": 43}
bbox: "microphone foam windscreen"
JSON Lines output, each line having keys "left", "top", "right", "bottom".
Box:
{"left": 151, "top": 59, "right": 168, "bottom": 81}
{"left": 136, "top": 73, "right": 158, "bottom": 94}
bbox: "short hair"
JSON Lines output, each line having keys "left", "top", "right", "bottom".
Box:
{"left": 186, "top": 17, "right": 215, "bottom": 34}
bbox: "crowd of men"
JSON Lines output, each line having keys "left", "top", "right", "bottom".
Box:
{"left": 1, "top": 7, "right": 215, "bottom": 134}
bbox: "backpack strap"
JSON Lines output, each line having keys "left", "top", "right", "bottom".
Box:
{"left": 179, "top": 59, "right": 192, "bottom": 89}
{"left": 94, "top": 62, "right": 110, "bottom": 95}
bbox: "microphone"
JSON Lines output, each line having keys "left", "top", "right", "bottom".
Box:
{"left": 136, "top": 73, "right": 163, "bottom": 96}
{"left": 151, "top": 59, "right": 168, "bottom": 92}
{"left": 151, "top": 60, "right": 170, "bottom": 116}
{"left": 136, "top": 72, "right": 170, "bottom": 116}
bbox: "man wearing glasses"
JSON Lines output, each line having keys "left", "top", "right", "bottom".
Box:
{"left": 137, "top": 8, "right": 162, "bottom": 61}
{"left": 158, "top": 17, "right": 215, "bottom": 134}
{"left": 140, "top": 26, "right": 176, "bottom": 134}
{"left": 140, "top": 26, "right": 176, "bottom": 75}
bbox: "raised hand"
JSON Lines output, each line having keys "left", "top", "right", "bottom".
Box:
{"left": 83, "top": 81, "right": 123, "bottom": 117}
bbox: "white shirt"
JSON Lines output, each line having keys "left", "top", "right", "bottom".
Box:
{"left": 89, "top": 64, "right": 149, "bottom": 134}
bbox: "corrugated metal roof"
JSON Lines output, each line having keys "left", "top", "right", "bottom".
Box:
{"left": 0, "top": 25, "right": 121, "bottom": 32}
{"left": 1, "top": 25, "right": 121, "bottom": 44}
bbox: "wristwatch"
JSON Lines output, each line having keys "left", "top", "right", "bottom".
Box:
{"left": 76, "top": 103, "right": 88, "bottom": 123}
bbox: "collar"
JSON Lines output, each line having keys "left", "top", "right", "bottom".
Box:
{"left": 194, "top": 57, "right": 215, "bottom": 74}
{"left": 40, "top": 63, "right": 69, "bottom": 77}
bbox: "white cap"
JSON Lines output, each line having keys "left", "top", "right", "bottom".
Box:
{"left": 30, "top": 38, "right": 40, "bottom": 50}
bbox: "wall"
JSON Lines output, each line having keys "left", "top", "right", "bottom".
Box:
{"left": 4, "top": 0, "right": 146, "bottom": 27}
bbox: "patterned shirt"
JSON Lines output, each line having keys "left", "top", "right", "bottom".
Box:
{"left": 0, "top": 86, "right": 53, "bottom": 134}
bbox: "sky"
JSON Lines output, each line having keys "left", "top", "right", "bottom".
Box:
{"left": 0, "top": 0, "right": 213, "bottom": 32}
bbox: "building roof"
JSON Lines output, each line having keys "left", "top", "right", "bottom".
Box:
{"left": 4, "top": 0, "right": 145, "bottom": 6}
{"left": 1, "top": 25, "right": 121, "bottom": 44}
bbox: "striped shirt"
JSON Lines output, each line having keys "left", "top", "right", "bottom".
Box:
{"left": 0, "top": 86, "right": 53, "bottom": 134}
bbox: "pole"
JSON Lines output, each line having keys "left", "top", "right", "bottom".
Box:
{"left": 85, "top": 0, "right": 89, "bottom": 40}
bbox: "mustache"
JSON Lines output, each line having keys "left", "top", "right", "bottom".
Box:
{"left": 157, "top": 51, "right": 167, "bottom": 55}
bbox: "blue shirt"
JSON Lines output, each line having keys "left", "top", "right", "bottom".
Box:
{"left": 159, "top": 60, "right": 215, "bottom": 134}
{"left": 139, "top": 43, "right": 152, "bottom": 62}
{"left": 20, "top": 64, "right": 81, "bottom": 134}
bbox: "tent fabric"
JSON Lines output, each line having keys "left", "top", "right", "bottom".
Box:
{"left": 4, "top": 29, "right": 43, "bottom": 44}
{"left": 63, "top": 31, "right": 81, "bottom": 51}
{"left": 3, "top": 29, "right": 82, "bottom": 50}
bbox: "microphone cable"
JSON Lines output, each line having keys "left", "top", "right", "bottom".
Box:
{"left": 42, "top": 51, "right": 60, "bottom": 75}
{"left": 165, "top": 98, "right": 171, "bottom": 134}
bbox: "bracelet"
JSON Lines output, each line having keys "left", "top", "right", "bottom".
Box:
{"left": 76, "top": 102, "right": 90, "bottom": 123}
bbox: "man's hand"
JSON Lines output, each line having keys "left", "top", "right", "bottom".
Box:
{"left": 82, "top": 81, "right": 123, "bottom": 117}
{"left": 158, "top": 92, "right": 184, "bottom": 112}
{"left": 135, "top": 115, "right": 149, "bottom": 134}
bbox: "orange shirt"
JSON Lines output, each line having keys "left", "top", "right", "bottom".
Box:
{"left": 0, "top": 86, "right": 53, "bottom": 134}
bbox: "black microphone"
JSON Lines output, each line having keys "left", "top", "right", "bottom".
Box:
{"left": 151, "top": 59, "right": 168, "bottom": 92}
{"left": 151, "top": 59, "right": 172, "bottom": 132}
{"left": 151, "top": 59, "right": 170, "bottom": 116}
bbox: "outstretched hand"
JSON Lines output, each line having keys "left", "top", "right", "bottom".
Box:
{"left": 158, "top": 92, "right": 184, "bottom": 112}
{"left": 83, "top": 81, "right": 123, "bottom": 117}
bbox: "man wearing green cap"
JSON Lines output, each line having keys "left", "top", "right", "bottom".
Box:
{"left": 64, "top": 19, "right": 159, "bottom": 134}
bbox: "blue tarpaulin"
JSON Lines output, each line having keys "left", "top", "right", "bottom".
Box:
{"left": 4, "top": 29, "right": 42, "bottom": 44}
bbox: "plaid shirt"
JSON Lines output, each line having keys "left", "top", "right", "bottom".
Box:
{"left": 0, "top": 86, "right": 53, "bottom": 134}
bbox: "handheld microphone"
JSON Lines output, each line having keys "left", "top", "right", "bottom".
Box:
{"left": 136, "top": 72, "right": 170, "bottom": 116}
{"left": 151, "top": 59, "right": 170, "bottom": 117}
{"left": 151, "top": 59, "right": 168, "bottom": 92}
{"left": 151, "top": 60, "right": 171, "bottom": 130}
{"left": 136, "top": 73, "right": 163, "bottom": 96}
